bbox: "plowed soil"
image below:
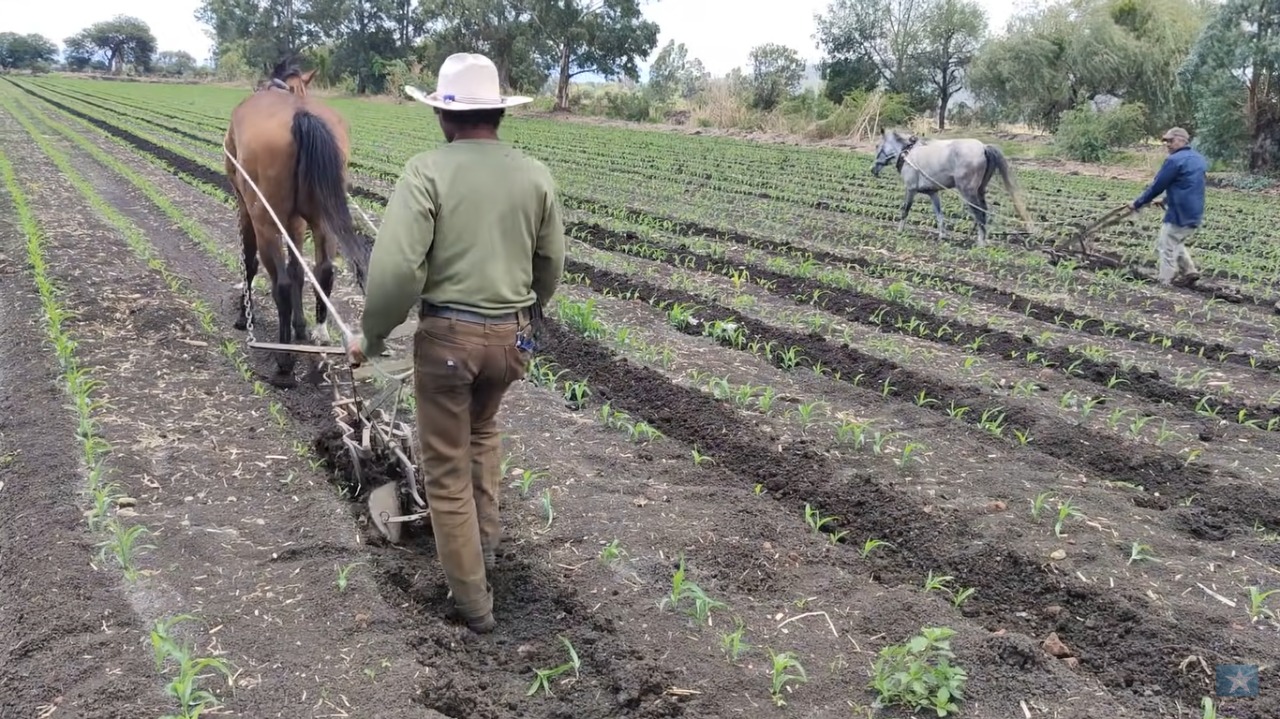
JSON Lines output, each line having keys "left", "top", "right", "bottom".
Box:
{"left": 1, "top": 75, "right": 1277, "bottom": 719}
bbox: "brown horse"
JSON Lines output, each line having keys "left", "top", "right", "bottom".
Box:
{"left": 224, "top": 57, "right": 372, "bottom": 386}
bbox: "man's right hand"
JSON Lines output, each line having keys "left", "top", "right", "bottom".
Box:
{"left": 346, "top": 334, "right": 367, "bottom": 367}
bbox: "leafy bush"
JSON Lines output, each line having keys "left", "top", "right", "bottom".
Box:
{"left": 777, "top": 88, "right": 839, "bottom": 123}
{"left": 1054, "top": 101, "right": 1150, "bottom": 162}
{"left": 603, "top": 89, "right": 652, "bottom": 122}
{"left": 870, "top": 626, "right": 967, "bottom": 716}
{"left": 808, "top": 90, "right": 915, "bottom": 140}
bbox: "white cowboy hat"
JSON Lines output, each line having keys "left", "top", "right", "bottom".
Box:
{"left": 405, "top": 53, "right": 533, "bottom": 111}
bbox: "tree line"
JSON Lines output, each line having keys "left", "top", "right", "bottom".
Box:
{"left": 6, "top": 0, "right": 1280, "bottom": 172}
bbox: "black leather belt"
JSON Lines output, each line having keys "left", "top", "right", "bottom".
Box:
{"left": 420, "top": 302, "right": 519, "bottom": 323}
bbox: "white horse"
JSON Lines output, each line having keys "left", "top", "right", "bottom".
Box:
{"left": 871, "top": 129, "right": 1035, "bottom": 246}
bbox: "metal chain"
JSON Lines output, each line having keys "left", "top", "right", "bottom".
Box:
{"left": 242, "top": 280, "right": 256, "bottom": 345}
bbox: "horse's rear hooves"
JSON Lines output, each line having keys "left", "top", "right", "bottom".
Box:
{"left": 267, "top": 371, "right": 297, "bottom": 389}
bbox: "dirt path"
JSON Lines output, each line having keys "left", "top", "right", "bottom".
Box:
{"left": 0, "top": 159, "right": 172, "bottom": 719}
{"left": 7, "top": 77, "right": 1279, "bottom": 719}
{"left": 0, "top": 92, "right": 441, "bottom": 719}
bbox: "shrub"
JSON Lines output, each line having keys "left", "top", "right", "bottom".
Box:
{"left": 808, "top": 90, "right": 915, "bottom": 141}
{"left": 1053, "top": 101, "right": 1150, "bottom": 162}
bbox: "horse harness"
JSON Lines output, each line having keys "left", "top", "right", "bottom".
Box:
{"left": 894, "top": 137, "right": 919, "bottom": 172}
{"left": 267, "top": 77, "right": 293, "bottom": 93}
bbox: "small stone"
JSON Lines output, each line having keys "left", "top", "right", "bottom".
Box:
{"left": 1063, "top": 657, "right": 1080, "bottom": 669}
{"left": 1042, "top": 632, "right": 1072, "bottom": 658}
{"left": 116, "top": 497, "right": 137, "bottom": 507}
{"left": 1045, "top": 605, "right": 1064, "bottom": 617}
{"left": 1049, "top": 549, "right": 1067, "bottom": 561}
{"left": 987, "top": 500, "right": 1007, "bottom": 513}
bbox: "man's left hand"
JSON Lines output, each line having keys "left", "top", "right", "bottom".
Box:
{"left": 346, "top": 334, "right": 367, "bottom": 366}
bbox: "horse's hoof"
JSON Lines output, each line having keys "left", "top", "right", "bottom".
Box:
{"left": 302, "top": 363, "right": 328, "bottom": 385}
{"left": 309, "top": 323, "right": 333, "bottom": 345}
{"left": 233, "top": 317, "right": 248, "bottom": 331}
{"left": 268, "top": 371, "right": 297, "bottom": 389}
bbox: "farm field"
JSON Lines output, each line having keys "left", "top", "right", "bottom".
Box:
{"left": 0, "top": 73, "right": 1278, "bottom": 719}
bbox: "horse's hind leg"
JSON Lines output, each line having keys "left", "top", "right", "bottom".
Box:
{"left": 926, "top": 191, "right": 946, "bottom": 240}
{"left": 897, "top": 189, "right": 918, "bottom": 233}
{"left": 285, "top": 217, "right": 310, "bottom": 345}
{"left": 269, "top": 260, "right": 298, "bottom": 385}
{"left": 962, "top": 189, "right": 989, "bottom": 247}
{"left": 233, "top": 196, "right": 259, "bottom": 331}
{"left": 309, "top": 223, "right": 336, "bottom": 346}
{"left": 254, "top": 217, "right": 298, "bottom": 385}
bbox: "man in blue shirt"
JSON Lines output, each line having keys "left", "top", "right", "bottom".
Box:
{"left": 1130, "top": 127, "right": 1208, "bottom": 287}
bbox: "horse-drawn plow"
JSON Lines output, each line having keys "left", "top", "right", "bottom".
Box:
{"left": 223, "top": 141, "right": 426, "bottom": 545}
{"left": 320, "top": 355, "right": 427, "bottom": 543}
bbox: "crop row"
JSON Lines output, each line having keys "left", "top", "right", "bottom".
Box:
{"left": 20, "top": 77, "right": 1280, "bottom": 368}
{"left": 24, "top": 78, "right": 1274, "bottom": 491}
{"left": 0, "top": 95, "right": 235, "bottom": 718}
{"left": 14, "top": 77, "right": 1280, "bottom": 716}
{"left": 22, "top": 76, "right": 1280, "bottom": 295}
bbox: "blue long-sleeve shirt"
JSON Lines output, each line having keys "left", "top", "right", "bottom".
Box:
{"left": 1133, "top": 146, "right": 1208, "bottom": 228}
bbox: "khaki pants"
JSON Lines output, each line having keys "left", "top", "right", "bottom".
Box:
{"left": 413, "top": 311, "right": 527, "bottom": 620}
{"left": 1155, "top": 222, "right": 1198, "bottom": 284}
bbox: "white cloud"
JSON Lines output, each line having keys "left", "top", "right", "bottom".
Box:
{"left": 2, "top": 0, "right": 1020, "bottom": 78}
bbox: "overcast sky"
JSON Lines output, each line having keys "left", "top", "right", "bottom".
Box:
{"left": 5, "top": 0, "right": 1033, "bottom": 76}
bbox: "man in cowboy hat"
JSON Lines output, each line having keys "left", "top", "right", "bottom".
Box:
{"left": 1130, "top": 126, "right": 1207, "bottom": 287}
{"left": 347, "top": 52, "right": 566, "bottom": 634}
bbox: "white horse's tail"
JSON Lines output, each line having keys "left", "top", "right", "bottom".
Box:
{"left": 983, "top": 145, "right": 1035, "bottom": 231}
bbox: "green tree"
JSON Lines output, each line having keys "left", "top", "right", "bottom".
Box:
{"left": 0, "top": 33, "right": 59, "bottom": 71}
{"left": 813, "top": 0, "right": 932, "bottom": 105}
{"left": 520, "top": 0, "right": 661, "bottom": 111}
{"left": 818, "top": 55, "right": 880, "bottom": 104}
{"left": 647, "top": 39, "right": 708, "bottom": 102}
{"left": 1180, "top": 0, "right": 1280, "bottom": 172}
{"left": 967, "top": 0, "right": 1205, "bottom": 131}
{"left": 314, "top": 0, "right": 400, "bottom": 93}
{"left": 419, "top": 0, "right": 549, "bottom": 93}
{"left": 62, "top": 34, "right": 99, "bottom": 72}
{"left": 196, "top": 0, "right": 314, "bottom": 78}
{"left": 65, "top": 16, "right": 157, "bottom": 74}
{"left": 919, "top": 0, "right": 986, "bottom": 129}
{"left": 154, "top": 50, "right": 199, "bottom": 75}
{"left": 747, "top": 42, "right": 805, "bottom": 110}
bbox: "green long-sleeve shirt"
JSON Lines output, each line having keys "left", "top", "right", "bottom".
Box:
{"left": 360, "top": 138, "right": 567, "bottom": 357}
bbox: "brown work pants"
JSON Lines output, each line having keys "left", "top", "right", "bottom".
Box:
{"left": 413, "top": 313, "right": 527, "bottom": 620}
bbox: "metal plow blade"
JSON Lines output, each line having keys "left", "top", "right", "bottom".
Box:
{"left": 325, "top": 359, "right": 429, "bottom": 544}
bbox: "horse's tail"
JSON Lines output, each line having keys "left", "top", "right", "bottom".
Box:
{"left": 983, "top": 144, "right": 1035, "bottom": 231}
{"left": 291, "top": 109, "right": 372, "bottom": 293}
